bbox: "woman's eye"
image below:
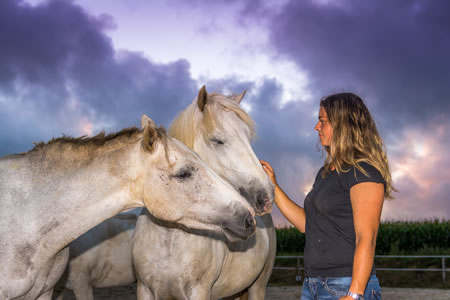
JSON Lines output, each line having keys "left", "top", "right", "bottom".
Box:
{"left": 210, "top": 138, "right": 225, "bottom": 145}
{"left": 175, "top": 170, "right": 192, "bottom": 180}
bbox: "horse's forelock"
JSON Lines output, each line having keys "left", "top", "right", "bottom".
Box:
{"left": 169, "top": 97, "right": 220, "bottom": 145}
{"left": 202, "top": 100, "right": 224, "bottom": 136}
{"left": 169, "top": 93, "right": 255, "bottom": 146}
{"left": 208, "top": 94, "right": 255, "bottom": 138}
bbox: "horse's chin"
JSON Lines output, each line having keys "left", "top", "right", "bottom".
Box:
{"left": 222, "top": 227, "right": 252, "bottom": 242}
{"left": 263, "top": 201, "right": 273, "bottom": 214}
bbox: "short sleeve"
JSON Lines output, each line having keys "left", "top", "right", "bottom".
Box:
{"left": 341, "top": 162, "right": 385, "bottom": 191}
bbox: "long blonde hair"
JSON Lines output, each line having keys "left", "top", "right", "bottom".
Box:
{"left": 320, "top": 92, "right": 394, "bottom": 199}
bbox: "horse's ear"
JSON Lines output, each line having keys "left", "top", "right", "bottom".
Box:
{"left": 141, "top": 114, "right": 156, "bottom": 129}
{"left": 234, "top": 90, "right": 247, "bottom": 104}
{"left": 197, "top": 85, "right": 208, "bottom": 112}
{"left": 141, "top": 114, "right": 159, "bottom": 153}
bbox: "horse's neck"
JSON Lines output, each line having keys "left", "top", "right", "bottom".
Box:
{"left": 31, "top": 144, "right": 143, "bottom": 256}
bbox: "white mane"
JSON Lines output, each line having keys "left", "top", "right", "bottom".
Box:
{"left": 169, "top": 93, "right": 255, "bottom": 149}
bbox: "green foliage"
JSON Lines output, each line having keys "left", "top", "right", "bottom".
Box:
{"left": 275, "top": 219, "right": 450, "bottom": 255}
{"left": 275, "top": 226, "right": 305, "bottom": 253}
{"left": 274, "top": 220, "right": 450, "bottom": 288}
{"left": 376, "top": 219, "right": 450, "bottom": 255}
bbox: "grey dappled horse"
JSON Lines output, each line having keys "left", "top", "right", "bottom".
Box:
{"left": 0, "top": 115, "right": 255, "bottom": 299}
{"left": 133, "top": 86, "right": 276, "bottom": 300}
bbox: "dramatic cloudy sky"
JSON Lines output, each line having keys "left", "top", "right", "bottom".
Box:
{"left": 2, "top": 0, "right": 449, "bottom": 226}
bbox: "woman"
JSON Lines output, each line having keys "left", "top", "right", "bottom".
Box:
{"left": 261, "top": 92, "right": 394, "bottom": 300}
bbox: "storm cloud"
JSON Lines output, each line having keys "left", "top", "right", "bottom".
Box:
{"left": 1, "top": 0, "right": 449, "bottom": 223}
{"left": 0, "top": 0, "right": 197, "bottom": 155}
{"left": 267, "top": 0, "right": 450, "bottom": 129}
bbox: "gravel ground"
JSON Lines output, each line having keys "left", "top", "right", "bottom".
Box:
{"left": 56, "top": 284, "right": 450, "bottom": 299}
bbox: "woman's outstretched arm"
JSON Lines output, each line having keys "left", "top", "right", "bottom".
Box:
{"left": 260, "top": 160, "right": 306, "bottom": 232}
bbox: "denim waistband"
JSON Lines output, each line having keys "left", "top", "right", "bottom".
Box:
{"left": 305, "top": 274, "right": 378, "bottom": 284}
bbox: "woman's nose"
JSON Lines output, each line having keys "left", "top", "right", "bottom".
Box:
{"left": 314, "top": 122, "right": 320, "bottom": 131}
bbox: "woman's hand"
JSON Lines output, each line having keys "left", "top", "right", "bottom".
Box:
{"left": 260, "top": 160, "right": 277, "bottom": 185}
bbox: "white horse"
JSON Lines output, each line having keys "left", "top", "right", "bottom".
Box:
{"left": 0, "top": 115, "right": 255, "bottom": 300}
{"left": 133, "top": 86, "right": 277, "bottom": 300}
{"left": 53, "top": 209, "right": 142, "bottom": 300}
{"left": 53, "top": 87, "right": 275, "bottom": 299}
{"left": 53, "top": 214, "right": 138, "bottom": 300}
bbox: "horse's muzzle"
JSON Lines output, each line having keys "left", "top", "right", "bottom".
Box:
{"left": 239, "top": 186, "right": 274, "bottom": 216}
{"left": 222, "top": 210, "right": 256, "bottom": 242}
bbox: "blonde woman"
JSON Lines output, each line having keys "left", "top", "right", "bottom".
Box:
{"left": 261, "top": 92, "right": 393, "bottom": 300}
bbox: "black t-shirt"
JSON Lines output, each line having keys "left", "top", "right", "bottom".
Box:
{"left": 303, "top": 162, "right": 385, "bottom": 277}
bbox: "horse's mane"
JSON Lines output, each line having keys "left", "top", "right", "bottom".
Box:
{"left": 31, "top": 127, "right": 143, "bottom": 152}
{"left": 169, "top": 93, "right": 255, "bottom": 148}
{"left": 28, "top": 126, "right": 168, "bottom": 166}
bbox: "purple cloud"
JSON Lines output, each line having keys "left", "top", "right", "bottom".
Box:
{"left": 0, "top": 0, "right": 197, "bottom": 155}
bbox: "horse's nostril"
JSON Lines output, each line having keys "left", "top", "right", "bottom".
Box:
{"left": 257, "top": 192, "right": 265, "bottom": 206}
{"left": 238, "top": 187, "right": 249, "bottom": 199}
{"left": 244, "top": 214, "right": 254, "bottom": 231}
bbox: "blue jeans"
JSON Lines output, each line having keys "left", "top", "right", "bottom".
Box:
{"left": 301, "top": 275, "right": 381, "bottom": 299}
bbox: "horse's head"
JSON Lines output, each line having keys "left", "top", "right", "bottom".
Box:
{"left": 170, "top": 86, "right": 274, "bottom": 215}
{"left": 136, "top": 115, "right": 256, "bottom": 242}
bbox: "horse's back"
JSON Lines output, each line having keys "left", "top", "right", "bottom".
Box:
{"left": 62, "top": 215, "right": 137, "bottom": 289}
{"left": 70, "top": 215, "right": 136, "bottom": 253}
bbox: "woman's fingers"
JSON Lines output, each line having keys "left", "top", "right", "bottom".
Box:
{"left": 259, "top": 160, "right": 276, "bottom": 184}
{"left": 260, "top": 160, "right": 271, "bottom": 171}
{"left": 259, "top": 159, "right": 270, "bottom": 168}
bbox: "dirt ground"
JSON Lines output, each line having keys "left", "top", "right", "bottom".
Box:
{"left": 56, "top": 284, "right": 450, "bottom": 300}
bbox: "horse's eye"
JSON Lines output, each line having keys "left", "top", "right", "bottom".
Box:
{"left": 175, "top": 169, "right": 192, "bottom": 180}
{"left": 210, "top": 138, "right": 225, "bottom": 145}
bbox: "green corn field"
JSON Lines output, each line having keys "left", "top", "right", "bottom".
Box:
{"left": 271, "top": 219, "right": 450, "bottom": 288}
{"left": 275, "top": 219, "right": 450, "bottom": 254}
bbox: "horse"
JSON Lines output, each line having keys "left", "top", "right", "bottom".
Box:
{"left": 133, "top": 86, "right": 277, "bottom": 300}
{"left": 53, "top": 213, "right": 138, "bottom": 300}
{"left": 0, "top": 114, "right": 255, "bottom": 300}
{"left": 53, "top": 87, "right": 275, "bottom": 299}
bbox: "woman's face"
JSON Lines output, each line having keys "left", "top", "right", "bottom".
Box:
{"left": 315, "top": 107, "right": 333, "bottom": 146}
